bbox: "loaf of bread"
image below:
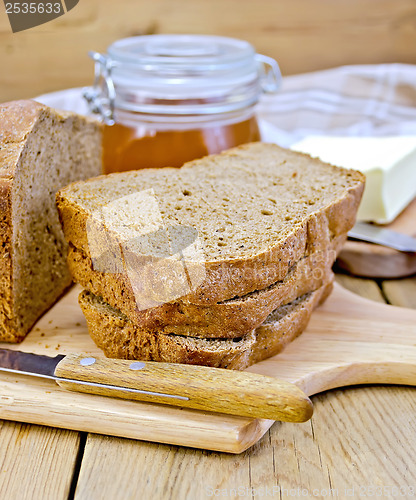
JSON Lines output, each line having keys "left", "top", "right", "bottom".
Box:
{"left": 67, "top": 242, "right": 338, "bottom": 338}
{"left": 56, "top": 142, "right": 364, "bottom": 311}
{"left": 79, "top": 281, "right": 333, "bottom": 370}
{"left": 0, "top": 100, "right": 102, "bottom": 342}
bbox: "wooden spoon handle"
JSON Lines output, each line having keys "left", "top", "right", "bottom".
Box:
{"left": 54, "top": 353, "right": 313, "bottom": 422}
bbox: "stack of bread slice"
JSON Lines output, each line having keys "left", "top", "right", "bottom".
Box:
{"left": 56, "top": 143, "right": 365, "bottom": 369}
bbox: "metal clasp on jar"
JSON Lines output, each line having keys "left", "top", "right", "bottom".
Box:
{"left": 255, "top": 54, "right": 282, "bottom": 93}
{"left": 83, "top": 51, "right": 116, "bottom": 125}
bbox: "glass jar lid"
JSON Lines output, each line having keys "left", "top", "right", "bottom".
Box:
{"left": 84, "top": 34, "right": 281, "bottom": 123}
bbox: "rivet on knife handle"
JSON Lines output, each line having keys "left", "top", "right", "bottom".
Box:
{"left": 54, "top": 353, "right": 313, "bottom": 422}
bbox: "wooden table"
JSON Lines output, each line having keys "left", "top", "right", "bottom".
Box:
{"left": 0, "top": 272, "right": 415, "bottom": 499}
{"left": 2, "top": 0, "right": 416, "bottom": 493}
{"left": 1, "top": 0, "right": 416, "bottom": 102}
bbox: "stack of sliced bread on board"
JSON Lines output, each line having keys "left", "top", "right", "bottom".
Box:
{"left": 56, "top": 142, "right": 365, "bottom": 369}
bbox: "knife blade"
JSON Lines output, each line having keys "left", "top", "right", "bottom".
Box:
{"left": 0, "top": 348, "right": 313, "bottom": 422}
{"left": 348, "top": 222, "right": 416, "bottom": 253}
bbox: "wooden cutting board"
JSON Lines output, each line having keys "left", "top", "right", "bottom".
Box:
{"left": 0, "top": 283, "right": 415, "bottom": 454}
{"left": 337, "top": 197, "right": 416, "bottom": 278}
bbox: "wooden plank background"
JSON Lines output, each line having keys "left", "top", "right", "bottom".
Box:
{"left": 72, "top": 276, "right": 416, "bottom": 498}
{"left": 1, "top": 0, "right": 416, "bottom": 102}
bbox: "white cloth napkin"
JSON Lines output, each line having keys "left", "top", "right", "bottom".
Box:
{"left": 257, "top": 63, "right": 416, "bottom": 147}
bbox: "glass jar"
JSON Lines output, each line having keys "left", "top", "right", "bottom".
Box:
{"left": 84, "top": 34, "right": 281, "bottom": 173}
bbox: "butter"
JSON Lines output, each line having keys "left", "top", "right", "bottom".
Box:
{"left": 291, "top": 136, "right": 416, "bottom": 223}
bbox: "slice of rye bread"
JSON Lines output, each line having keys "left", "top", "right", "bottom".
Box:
{"left": 0, "top": 100, "right": 102, "bottom": 342}
{"left": 56, "top": 142, "right": 364, "bottom": 306}
{"left": 68, "top": 239, "right": 340, "bottom": 338}
{"left": 79, "top": 281, "right": 333, "bottom": 370}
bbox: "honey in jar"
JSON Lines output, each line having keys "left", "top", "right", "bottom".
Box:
{"left": 102, "top": 114, "right": 261, "bottom": 173}
{"left": 84, "top": 35, "right": 280, "bottom": 172}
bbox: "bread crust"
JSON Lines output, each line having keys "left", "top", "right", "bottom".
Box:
{"left": 67, "top": 237, "right": 341, "bottom": 337}
{"left": 79, "top": 281, "right": 333, "bottom": 370}
{"left": 0, "top": 179, "right": 21, "bottom": 342}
